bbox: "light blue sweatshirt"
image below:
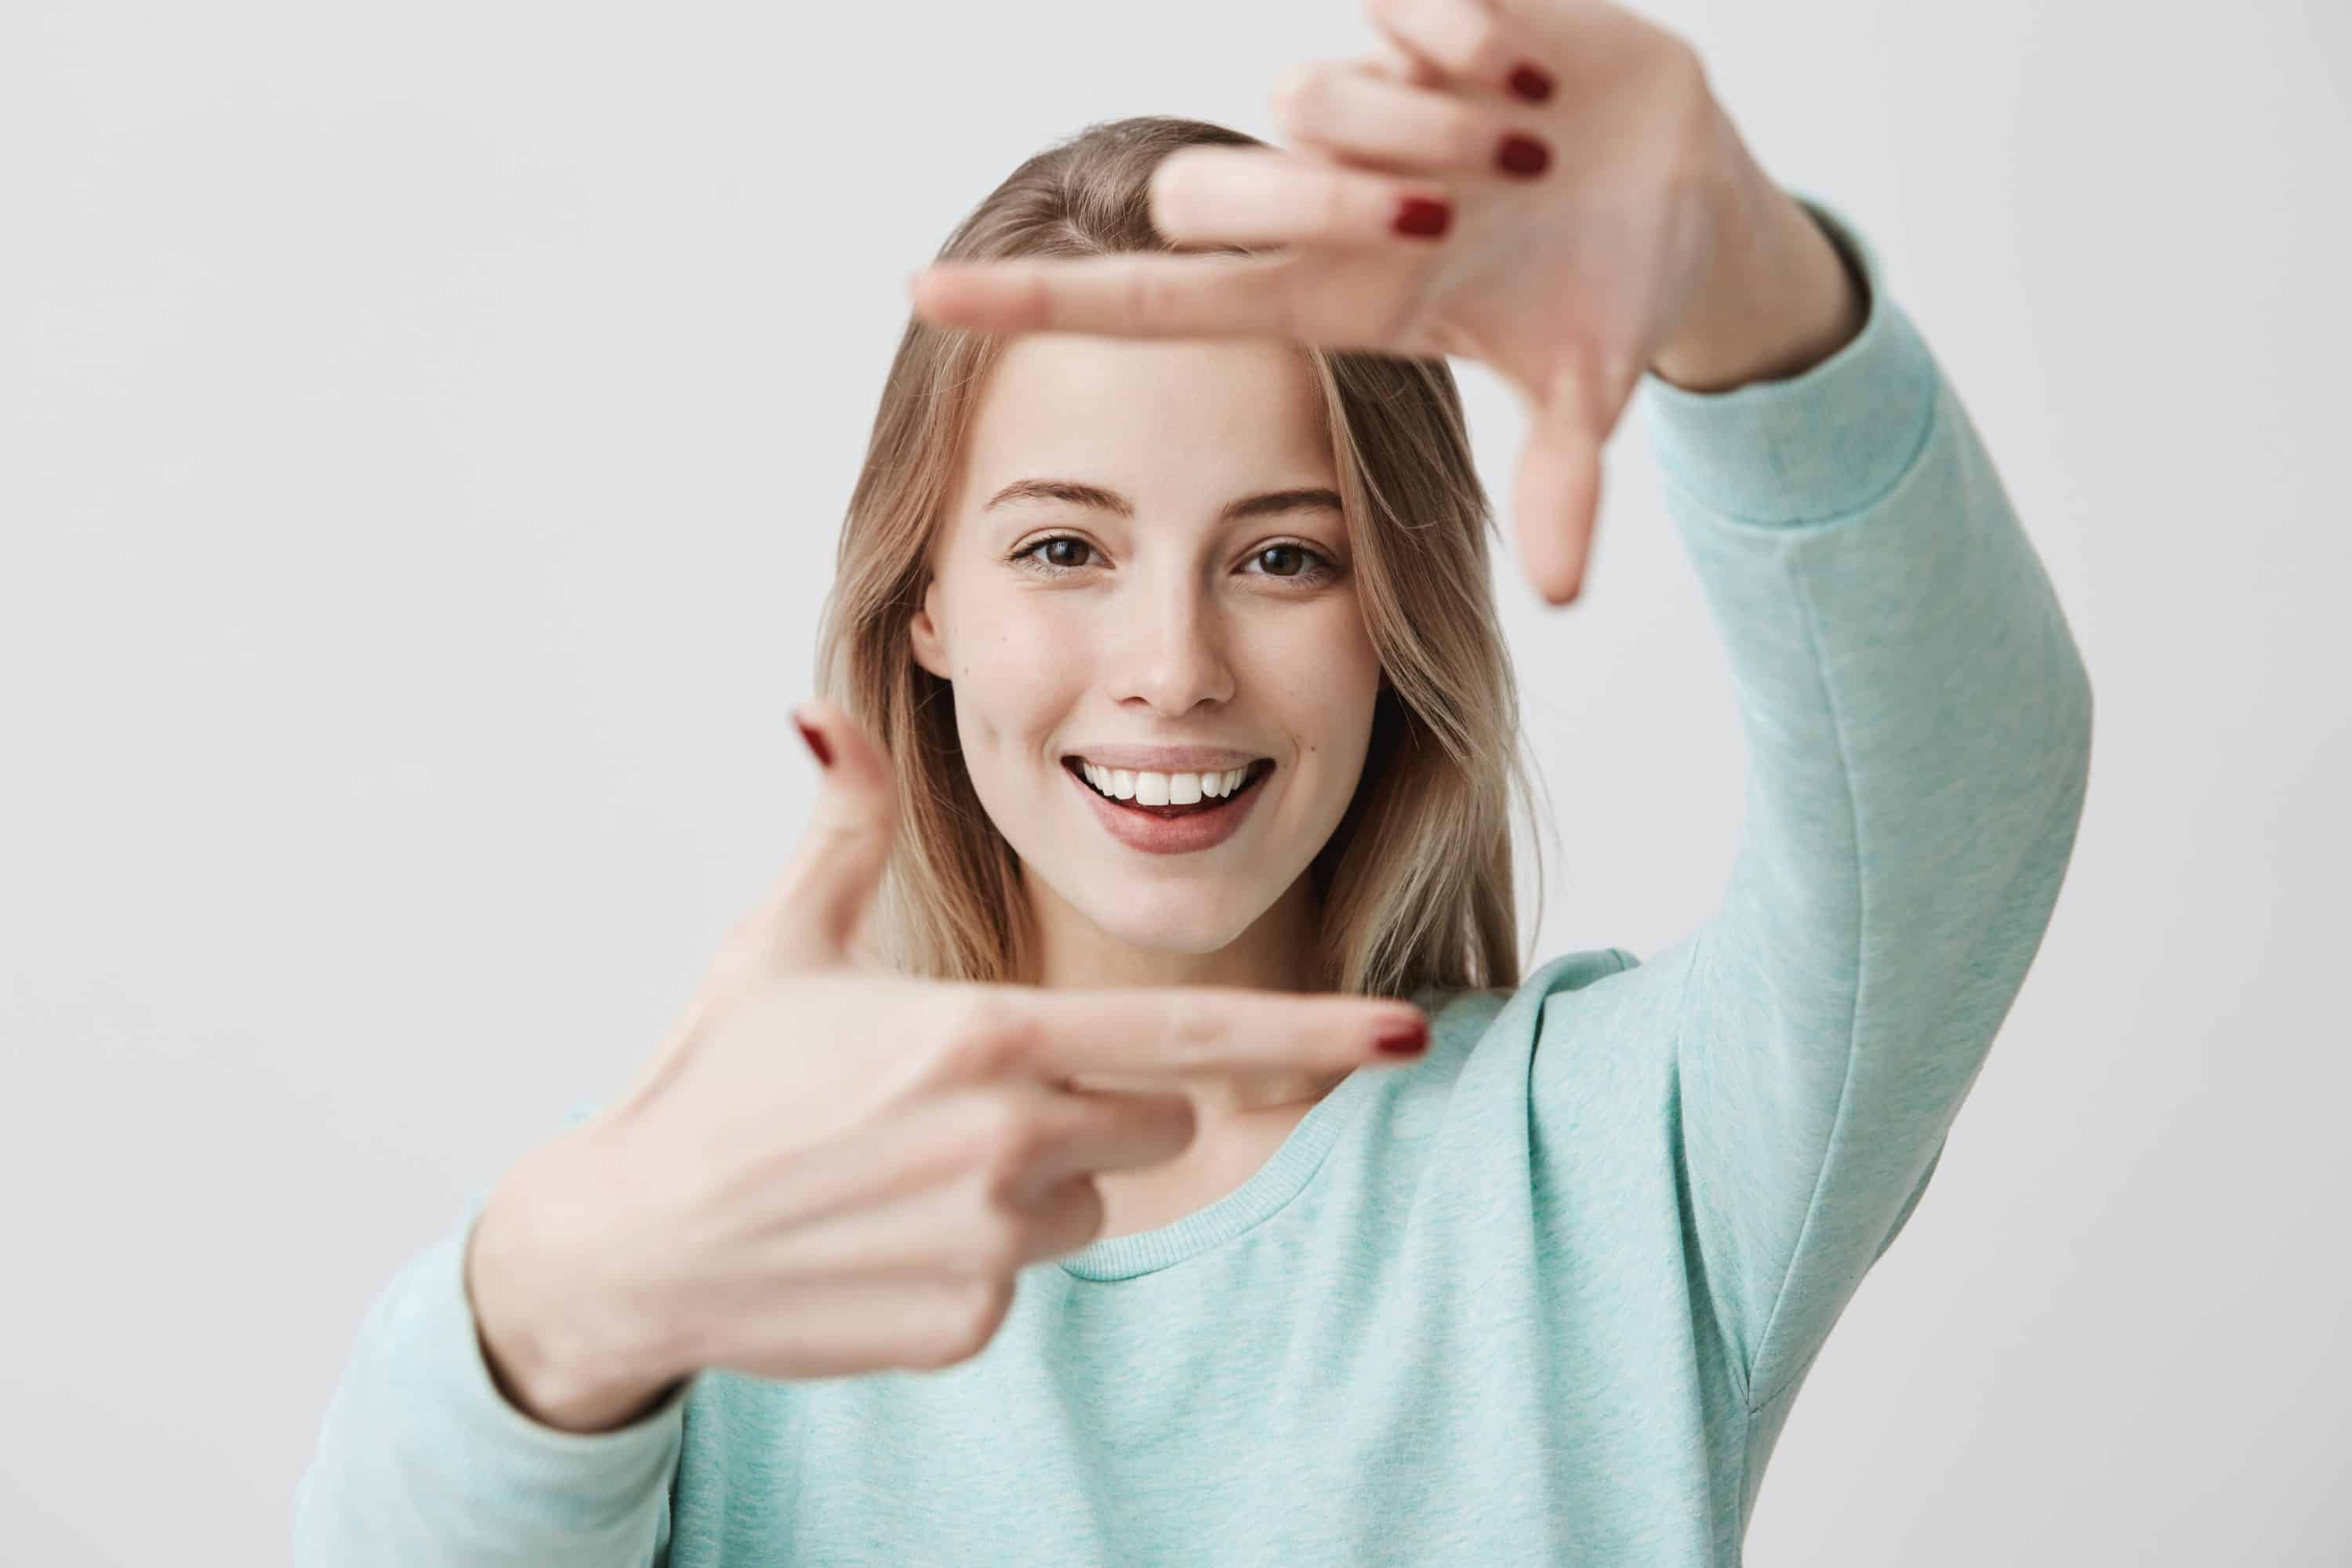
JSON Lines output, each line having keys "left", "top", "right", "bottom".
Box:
{"left": 294, "top": 193, "right": 2093, "bottom": 1566}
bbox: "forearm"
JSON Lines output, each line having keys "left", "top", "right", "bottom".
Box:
{"left": 1649, "top": 96, "right": 1869, "bottom": 396}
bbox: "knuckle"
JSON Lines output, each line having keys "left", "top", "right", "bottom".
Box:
{"left": 1446, "top": 106, "right": 1495, "bottom": 167}
{"left": 909, "top": 1317, "right": 968, "bottom": 1371}
{"left": 1159, "top": 1005, "right": 1224, "bottom": 1069}
{"left": 1461, "top": 18, "right": 1504, "bottom": 74}
{"left": 1058, "top": 1177, "right": 1107, "bottom": 1245}
{"left": 935, "top": 990, "right": 1032, "bottom": 1077}
{"left": 970, "top": 1099, "right": 1045, "bottom": 1186}
{"left": 957, "top": 1210, "right": 1028, "bottom": 1281}
{"left": 1125, "top": 266, "right": 1178, "bottom": 330}
{"left": 938, "top": 1279, "right": 1014, "bottom": 1365}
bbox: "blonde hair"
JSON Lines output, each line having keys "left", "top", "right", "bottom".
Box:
{"left": 815, "top": 115, "right": 1545, "bottom": 1001}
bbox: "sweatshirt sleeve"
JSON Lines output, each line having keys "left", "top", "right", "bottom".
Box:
{"left": 292, "top": 1134, "right": 691, "bottom": 1565}
{"left": 1627, "top": 192, "right": 2094, "bottom": 1415}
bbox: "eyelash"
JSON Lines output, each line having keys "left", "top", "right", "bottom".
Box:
{"left": 1007, "top": 534, "right": 1340, "bottom": 588}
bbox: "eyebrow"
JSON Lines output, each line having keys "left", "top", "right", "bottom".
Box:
{"left": 982, "top": 478, "right": 1343, "bottom": 526}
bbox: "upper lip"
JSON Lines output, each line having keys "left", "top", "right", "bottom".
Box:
{"left": 1062, "top": 746, "right": 1269, "bottom": 771}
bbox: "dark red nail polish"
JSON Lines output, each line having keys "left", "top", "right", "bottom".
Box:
{"left": 1375, "top": 1018, "right": 1429, "bottom": 1055}
{"left": 795, "top": 719, "right": 833, "bottom": 769}
{"left": 1393, "top": 197, "right": 1450, "bottom": 239}
{"left": 1508, "top": 63, "right": 1555, "bottom": 103}
{"left": 1497, "top": 134, "right": 1550, "bottom": 177}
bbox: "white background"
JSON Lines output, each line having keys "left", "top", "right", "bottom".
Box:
{"left": 5, "top": 2, "right": 2347, "bottom": 1563}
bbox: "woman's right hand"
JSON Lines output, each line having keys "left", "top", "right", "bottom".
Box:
{"left": 465, "top": 699, "right": 1432, "bottom": 1433}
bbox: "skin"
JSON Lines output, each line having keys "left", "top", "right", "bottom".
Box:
{"left": 911, "top": 2, "right": 1869, "bottom": 608}
{"left": 898, "top": 2, "right": 1870, "bottom": 1234}
{"left": 909, "top": 334, "right": 1385, "bottom": 1216}
{"left": 466, "top": 2, "right": 1881, "bottom": 1432}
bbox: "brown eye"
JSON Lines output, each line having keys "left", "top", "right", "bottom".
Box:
{"left": 1007, "top": 534, "right": 1109, "bottom": 578}
{"left": 1240, "top": 541, "right": 1338, "bottom": 588}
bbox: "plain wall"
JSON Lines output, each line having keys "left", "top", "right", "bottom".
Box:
{"left": 4, "top": 1, "right": 2346, "bottom": 1562}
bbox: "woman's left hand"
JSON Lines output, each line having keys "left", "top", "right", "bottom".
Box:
{"left": 906, "top": 0, "right": 1799, "bottom": 606}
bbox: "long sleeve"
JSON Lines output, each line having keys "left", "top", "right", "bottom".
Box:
{"left": 1627, "top": 192, "right": 2094, "bottom": 1417}
{"left": 292, "top": 1183, "right": 691, "bottom": 1566}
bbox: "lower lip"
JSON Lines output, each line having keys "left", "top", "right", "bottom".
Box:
{"left": 1065, "top": 763, "right": 1270, "bottom": 855}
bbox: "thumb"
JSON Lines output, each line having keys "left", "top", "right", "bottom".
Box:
{"left": 762, "top": 697, "right": 901, "bottom": 970}
{"left": 1511, "top": 351, "right": 1631, "bottom": 606}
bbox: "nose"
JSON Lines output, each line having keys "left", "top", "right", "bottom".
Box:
{"left": 1113, "top": 568, "right": 1236, "bottom": 717}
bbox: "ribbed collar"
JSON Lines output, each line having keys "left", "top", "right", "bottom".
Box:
{"left": 1055, "top": 982, "right": 1448, "bottom": 1282}
{"left": 1054, "top": 1058, "right": 1384, "bottom": 1281}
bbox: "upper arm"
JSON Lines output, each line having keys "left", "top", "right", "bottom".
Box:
{"left": 1633, "top": 193, "right": 2094, "bottom": 1411}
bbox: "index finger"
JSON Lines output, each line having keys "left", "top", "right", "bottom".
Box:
{"left": 1006, "top": 984, "right": 1432, "bottom": 1078}
{"left": 906, "top": 251, "right": 1305, "bottom": 341}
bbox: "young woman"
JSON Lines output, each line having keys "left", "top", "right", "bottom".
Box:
{"left": 296, "top": 2, "right": 2092, "bottom": 1563}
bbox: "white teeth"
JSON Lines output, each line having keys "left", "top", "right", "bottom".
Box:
{"left": 1075, "top": 760, "right": 1258, "bottom": 804}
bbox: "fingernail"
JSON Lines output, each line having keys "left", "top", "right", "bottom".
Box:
{"left": 1393, "top": 197, "right": 1450, "bottom": 239}
{"left": 1508, "top": 63, "right": 1555, "bottom": 103}
{"left": 794, "top": 715, "right": 833, "bottom": 769}
{"left": 1496, "top": 134, "right": 1551, "bottom": 177}
{"left": 1375, "top": 1017, "right": 1429, "bottom": 1055}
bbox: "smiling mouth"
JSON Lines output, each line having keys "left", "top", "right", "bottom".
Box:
{"left": 1061, "top": 757, "right": 1275, "bottom": 818}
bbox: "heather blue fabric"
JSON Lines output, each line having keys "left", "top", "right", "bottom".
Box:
{"left": 295, "top": 193, "right": 2093, "bottom": 1566}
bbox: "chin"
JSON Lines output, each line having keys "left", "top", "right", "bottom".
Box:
{"left": 1081, "top": 897, "right": 1258, "bottom": 957}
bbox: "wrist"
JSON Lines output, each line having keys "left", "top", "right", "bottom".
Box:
{"left": 466, "top": 1134, "right": 691, "bottom": 1434}
{"left": 1649, "top": 101, "right": 1868, "bottom": 395}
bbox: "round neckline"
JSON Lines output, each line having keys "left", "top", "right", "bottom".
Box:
{"left": 1058, "top": 987, "right": 1458, "bottom": 1279}
{"left": 1052, "top": 982, "right": 1453, "bottom": 1282}
{"left": 1054, "top": 1058, "right": 1387, "bottom": 1282}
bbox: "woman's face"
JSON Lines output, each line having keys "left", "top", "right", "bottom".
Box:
{"left": 910, "top": 334, "right": 1383, "bottom": 967}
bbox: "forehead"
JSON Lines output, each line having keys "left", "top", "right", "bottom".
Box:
{"left": 956, "top": 336, "right": 1334, "bottom": 495}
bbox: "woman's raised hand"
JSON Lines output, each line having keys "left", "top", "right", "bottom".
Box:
{"left": 464, "top": 699, "right": 1432, "bottom": 1432}
{"left": 906, "top": 0, "right": 1748, "bottom": 608}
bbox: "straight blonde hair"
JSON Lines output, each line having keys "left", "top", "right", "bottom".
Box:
{"left": 815, "top": 115, "right": 1546, "bottom": 1001}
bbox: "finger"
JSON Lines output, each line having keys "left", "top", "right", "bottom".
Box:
{"left": 1271, "top": 60, "right": 1552, "bottom": 180}
{"left": 767, "top": 1088, "right": 1179, "bottom": 1269}
{"left": 1018, "top": 1087, "right": 1198, "bottom": 1189}
{"left": 1152, "top": 145, "right": 1457, "bottom": 248}
{"left": 1367, "top": 0, "right": 1545, "bottom": 98}
{"left": 1025, "top": 1174, "right": 1114, "bottom": 1261}
{"left": 910, "top": 249, "right": 1308, "bottom": 341}
{"left": 992, "top": 984, "right": 1432, "bottom": 1080}
{"left": 1357, "top": 34, "right": 1446, "bottom": 89}
{"left": 1510, "top": 350, "right": 1639, "bottom": 604}
{"left": 704, "top": 1270, "right": 1008, "bottom": 1381}
{"left": 764, "top": 698, "right": 900, "bottom": 969}
{"left": 806, "top": 1080, "right": 1199, "bottom": 1204}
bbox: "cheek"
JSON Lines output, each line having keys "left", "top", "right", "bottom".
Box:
{"left": 1250, "top": 601, "right": 1381, "bottom": 719}
{"left": 954, "top": 603, "right": 1093, "bottom": 734}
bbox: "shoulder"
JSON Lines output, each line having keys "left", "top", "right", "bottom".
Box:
{"left": 1414, "top": 946, "right": 1644, "bottom": 1038}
